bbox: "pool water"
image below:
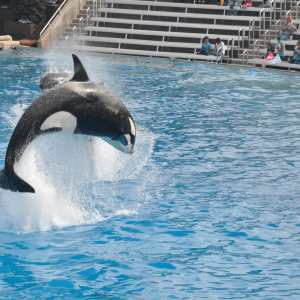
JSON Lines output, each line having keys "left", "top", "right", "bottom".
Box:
{"left": 0, "top": 48, "right": 299, "bottom": 299}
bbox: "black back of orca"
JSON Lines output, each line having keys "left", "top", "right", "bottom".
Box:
{"left": 0, "top": 54, "right": 136, "bottom": 193}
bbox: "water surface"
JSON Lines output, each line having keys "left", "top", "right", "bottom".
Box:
{"left": 0, "top": 49, "right": 299, "bottom": 299}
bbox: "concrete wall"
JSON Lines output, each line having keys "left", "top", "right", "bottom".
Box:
{"left": 37, "top": 0, "right": 86, "bottom": 49}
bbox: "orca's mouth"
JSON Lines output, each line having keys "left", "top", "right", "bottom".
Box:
{"left": 100, "top": 134, "right": 135, "bottom": 155}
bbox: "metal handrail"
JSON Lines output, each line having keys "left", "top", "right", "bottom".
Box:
{"left": 242, "top": 49, "right": 248, "bottom": 66}
{"left": 284, "top": 0, "right": 287, "bottom": 14}
{"left": 253, "top": 39, "right": 259, "bottom": 59}
{"left": 216, "top": 47, "right": 223, "bottom": 64}
{"left": 73, "top": 26, "right": 77, "bottom": 46}
{"left": 39, "top": 0, "right": 69, "bottom": 41}
{"left": 238, "top": 27, "right": 245, "bottom": 55}
{"left": 79, "top": 17, "right": 83, "bottom": 36}
{"left": 271, "top": 0, "right": 276, "bottom": 21}
{"left": 86, "top": 7, "right": 90, "bottom": 26}
{"left": 93, "top": 0, "right": 96, "bottom": 17}
{"left": 286, "top": 10, "right": 291, "bottom": 18}
{"left": 65, "top": 36, "right": 69, "bottom": 50}
{"left": 249, "top": 18, "right": 255, "bottom": 45}
{"left": 259, "top": 9, "right": 266, "bottom": 36}
{"left": 275, "top": 19, "right": 281, "bottom": 37}
{"left": 227, "top": 37, "right": 234, "bottom": 64}
{"left": 297, "top": 1, "right": 300, "bottom": 19}
{"left": 264, "top": 29, "right": 271, "bottom": 48}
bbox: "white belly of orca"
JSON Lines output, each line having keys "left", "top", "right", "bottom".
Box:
{"left": 41, "top": 111, "right": 77, "bottom": 133}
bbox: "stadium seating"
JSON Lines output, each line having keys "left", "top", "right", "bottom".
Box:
{"left": 66, "top": 0, "right": 298, "bottom": 67}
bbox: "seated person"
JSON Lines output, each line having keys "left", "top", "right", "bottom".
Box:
{"left": 237, "top": 0, "right": 252, "bottom": 8}
{"left": 211, "top": 38, "right": 225, "bottom": 56}
{"left": 259, "top": 0, "right": 272, "bottom": 7}
{"left": 227, "top": 6, "right": 236, "bottom": 15}
{"left": 276, "top": 37, "right": 286, "bottom": 61}
{"left": 288, "top": 40, "right": 300, "bottom": 64}
{"left": 200, "top": 36, "right": 212, "bottom": 55}
{"left": 227, "top": 0, "right": 239, "bottom": 6}
{"left": 242, "top": 0, "right": 252, "bottom": 7}
{"left": 279, "top": 17, "right": 297, "bottom": 40}
{"left": 265, "top": 43, "right": 276, "bottom": 61}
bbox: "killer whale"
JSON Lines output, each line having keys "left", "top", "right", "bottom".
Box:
{"left": 0, "top": 54, "right": 136, "bottom": 194}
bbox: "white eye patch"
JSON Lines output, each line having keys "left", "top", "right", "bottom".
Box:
{"left": 129, "top": 117, "right": 136, "bottom": 136}
{"left": 41, "top": 111, "right": 77, "bottom": 133}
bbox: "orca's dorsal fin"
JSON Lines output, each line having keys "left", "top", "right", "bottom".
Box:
{"left": 70, "top": 54, "right": 90, "bottom": 82}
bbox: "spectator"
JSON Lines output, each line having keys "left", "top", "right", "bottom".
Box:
{"left": 259, "top": 0, "right": 272, "bottom": 7}
{"left": 288, "top": 40, "right": 300, "bottom": 65}
{"left": 279, "top": 17, "right": 297, "bottom": 40}
{"left": 227, "top": 6, "right": 236, "bottom": 15}
{"left": 200, "top": 36, "right": 212, "bottom": 56}
{"left": 241, "top": 0, "right": 252, "bottom": 8}
{"left": 227, "top": 0, "right": 239, "bottom": 6}
{"left": 211, "top": 38, "right": 225, "bottom": 56}
{"left": 276, "top": 37, "right": 286, "bottom": 61}
{"left": 266, "top": 43, "right": 276, "bottom": 57}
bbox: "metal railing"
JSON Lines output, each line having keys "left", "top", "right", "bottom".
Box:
{"left": 227, "top": 37, "right": 234, "bottom": 64}
{"left": 259, "top": 8, "right": 266, "bottom": 36}
{"left": 73, "top": 26, "right": 77, "bottom": 46}
{"left": 275, "top": 19, "right": 281, "bottom": 37}
{"left": 79, "top": 17, "right": 83, "bottom": 36}
{"left": 249, "top": 18, "right": 255, "bottom": 46}
{"left": 93, "top": 0, "right": 97, "bottom": 17}
{"left": 93, "top": 0, "right": 103, "bottom": 17}
{"left": 86, "top": 7, "right": 91, "bottom": 26}
{"left": 65, "top": 36, "right": 69, "bottom": 49}
{"left": 216, "top": 47, "right": 223, "bottom": 65}
{"left": 238, "top": 27, "right": 245, "bottom": 55}
{"left": 242, "top": 49, "right": 248, "bottom": 66}
{"left": 297, "top": 1, "right": 300, "bottom": 19}
{"left": 253, "top": 39, "right": 259, "bottom": 59}
{"left": 286, "top": 9, "right": 291, "bottom": 18}
{"left": 272, "top": 0, "right": 276, "bottom": 21}
{"left": 39, "top": 0, "right": 69, "bottom": 42}
{"left": 264, "top": 29, "right": 271, "bottom": 48}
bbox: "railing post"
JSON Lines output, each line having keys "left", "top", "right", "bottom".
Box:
{"left": 65, "top": 36, "right": 69, "bottom": 50}
{"left": 275, "top": 19, "right": 281, "bottom": 37}
{"left": 79, "top": 17, "right": 83, "bottom": 36}
{"left": 296, "top": 1, "right": 300, "bottom": 19}
{"left": 86, "top": 7, "right": 90, "bottom": 26}
{"left": 253, "top": 39, "right": 258, "bottom": 59}
{"left": 238, "top": 27, "right": 245, "bottom": 55}
{"left": 248, "top": 18, "right": 254, "bottom": 47}
{"left": 227, "top": 37, "right": 233, "bottom": 64}
{"left": 231, "top": 39, "right": 234, "bottom": 61}
{"left": 242, "top": 49, "right": 248, "bottom": 65}
{"left": 264, "top": 29, "right": 269, "bottom": 48}
{"left": 259, "top": 9, "right": 265, "bottom": 36}
{"left": 73, "top": 26, "right": 77, "bottom": 46}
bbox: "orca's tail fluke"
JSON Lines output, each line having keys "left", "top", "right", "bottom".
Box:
{"left": 0, "top": 169, "right": 35, "bottom": 193}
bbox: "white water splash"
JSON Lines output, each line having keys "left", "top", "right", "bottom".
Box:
{"left": 0, "top": 106, "right": 155, "bottom": 234}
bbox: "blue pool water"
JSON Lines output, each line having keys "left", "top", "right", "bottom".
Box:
{"left": 0, "top": 48, "right": 300, "bottom": 299}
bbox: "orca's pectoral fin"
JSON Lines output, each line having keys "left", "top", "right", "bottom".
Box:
{"left": 0, "top": 169, "right": 35, "bottom": 193}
